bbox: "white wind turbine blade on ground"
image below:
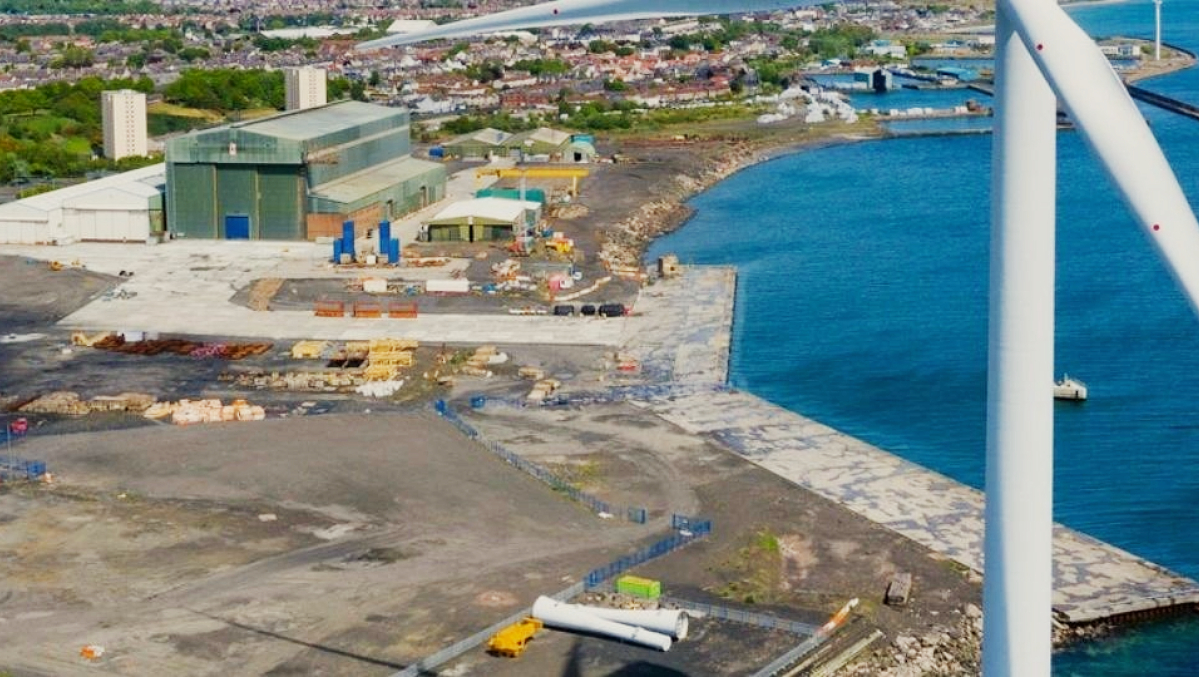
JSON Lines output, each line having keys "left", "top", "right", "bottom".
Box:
{"left": 356, "top": 0, "right": 805, "bottom": 50}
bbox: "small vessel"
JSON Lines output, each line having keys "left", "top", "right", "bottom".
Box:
{"left": 1053, "top": 374, "right": 1088, "bottom": 401}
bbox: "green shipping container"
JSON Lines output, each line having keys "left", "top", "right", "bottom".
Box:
{"left": 616, "top": 575, "right": 662, "bottom": 599}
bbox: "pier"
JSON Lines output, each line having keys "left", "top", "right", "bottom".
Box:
{"left": 1125, "top": 83, "right": 1199, "bottom": 121}
{"left": 624, "top": 266, "right": 1199, "bottom": 625}
{"left": 968, "top": 80, "right": 1199, "bottom": 124}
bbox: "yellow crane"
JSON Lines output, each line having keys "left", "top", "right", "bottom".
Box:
{"left": 475, "top": 166, "right": 590, "bottom": 197}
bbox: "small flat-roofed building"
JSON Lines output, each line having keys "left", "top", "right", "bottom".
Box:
{"left": 166, "top": 101, "right": 446, "bottom": 240}
{"left": 424, "top": 196, "right": 541, "bottom": 242}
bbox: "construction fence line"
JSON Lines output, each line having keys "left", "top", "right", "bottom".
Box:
{"left": 433, "top": 399, "right": 648, "bottom": 523}
{"left": 387, "top": 518, "right": 715, "bottom": 677}
{"left": 0, "top": 456, "right": 46, "bottom": 481}
{"left": 2, "top": 421, "right": 46, "bottom": 481}
{"left": 659, "top": 597, "right": 820, "bottom": 636}
{"left": 584, "top": 516, "right": 712, "bottom": 589}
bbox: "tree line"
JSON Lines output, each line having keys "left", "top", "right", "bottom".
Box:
{"left": 0, "top": 75, "right": 154, "bottom": 182}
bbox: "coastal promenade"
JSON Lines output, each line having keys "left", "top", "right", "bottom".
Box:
{"left": 626, "top": 266, "right": 1199, "bottom": 624}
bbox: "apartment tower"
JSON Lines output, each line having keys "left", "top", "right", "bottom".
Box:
{"left": 284, "top": 66, "right": 327, "bottom": 111}
{"left": 101, "top": 89, "right": 148, "bottom": 160}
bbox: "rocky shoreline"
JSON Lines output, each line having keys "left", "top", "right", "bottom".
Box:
{"left": 594, "top": 42, "right": 1197, "bottom": 272}
{"left": 598, "top": 129, "right": 875, "bottom": 269}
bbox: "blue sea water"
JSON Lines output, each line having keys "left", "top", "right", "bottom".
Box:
{"left": 648, "top": 1, "right": 1199, "bottom": 673}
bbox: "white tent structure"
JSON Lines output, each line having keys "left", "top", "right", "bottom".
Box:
{"left": 0, "top": 163, "right": 165, "bottom": 244}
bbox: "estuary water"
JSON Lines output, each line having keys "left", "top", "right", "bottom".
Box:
{"left": 647, "top": 1, "right": 1199, "bottom": 673}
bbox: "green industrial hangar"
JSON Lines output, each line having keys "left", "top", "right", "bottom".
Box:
{"left": 166, "top": 101, "right": 446, "bottom": 240}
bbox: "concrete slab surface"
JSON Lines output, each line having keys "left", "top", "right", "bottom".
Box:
{"left": 0, "top": 240, "right": 626, "bottom": 346}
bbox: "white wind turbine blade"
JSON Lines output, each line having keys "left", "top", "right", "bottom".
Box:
{"left": 356, "top": 0, "right": 806, "bottom": 50}
{"left": 1002, "top": 0, "right": 1199, "bottom": 307}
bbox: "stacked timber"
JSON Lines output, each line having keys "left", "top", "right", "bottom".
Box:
{"left": 21, "top": 391, "right": 156, "bottom": 415}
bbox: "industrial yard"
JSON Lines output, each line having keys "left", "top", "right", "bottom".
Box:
{"left": 0, "top": 399, "right": 980, "bottom": 676}
{"left": 4, "top": 118, "right": 1197, "bottom": 676}
{"left": 0, "top": 203, "right": 985, "bottom": 676}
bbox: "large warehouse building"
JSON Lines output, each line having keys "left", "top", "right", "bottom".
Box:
{"left": 166, "top": 101, "right": 445, "bottom": 240}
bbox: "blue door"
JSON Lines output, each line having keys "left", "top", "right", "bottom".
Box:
{"left": 224, "top": 214, "right": 250, "bottom": 239}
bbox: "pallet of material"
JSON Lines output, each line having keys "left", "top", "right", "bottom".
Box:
{"left": 223, "top": 343, "right": 273, "bottom": 360}
{"left": 152, "top": 398, "right": 267, "bottom": 425}
{"left": 21, "top": 391, "right": 157, "bottom": 416}
{"left": 387, "top": 301, "right": 419, "bottom": 318}
{"left": 89, "top": 337, "right": 271, "bottom": 360}
{"left": 71, "top": 331, "right": 113, "bottom": 347}
{"left": 363, "top": 363, "right": 399, "bottom": 382}
{"left": 344, "top": 341, "right": 371, "bottom": 359}
{"left": 314, "top": 300, "right": 346, "bottom": 317}
{"left": 369, "top": 338, "right": 419, "bottom": 352}
{"left": 353, "top": 301, "right": 383, "bottom": 318}
{"left": 291, "top": 340, "right": 330, "bottom": 359}
{"left": 367, "top": 351, "right": 414, "bottom": 367}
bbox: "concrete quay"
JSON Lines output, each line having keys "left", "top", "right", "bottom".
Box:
{"left": 622, "top": 266, "right": 1199, "bottom": 625}
{"left": 622, "top": 265, "right": 736, "bottom": 385}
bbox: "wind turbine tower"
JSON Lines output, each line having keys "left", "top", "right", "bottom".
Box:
{"left": 1155, "top": 0, "right": 1163, "bottom": 60}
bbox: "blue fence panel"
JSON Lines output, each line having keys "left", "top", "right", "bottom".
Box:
{"left": 583, "top": 516, "right": 713, "bottom": 590}
{"left": 0, "top": 457, "right": 47, "bottom": 480}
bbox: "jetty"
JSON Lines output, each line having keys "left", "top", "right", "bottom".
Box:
{"left": 968, "top": 80, "right": 1199, "bottom": 124}
{"left": 623, "top": 266, "right": 1199, "bottom": 625}
{"left": 1125, "top": 83, "right": 1199, "bottom": 121}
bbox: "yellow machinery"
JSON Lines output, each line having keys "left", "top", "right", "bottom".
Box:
{"left": 474, "top": 167, "right": 590, "bottom": 197}
{"left": 486, "top": 617, "right": 544, "bottom": 657}
{"left": 546, "top": 240, "right": 573, "bottom": 255}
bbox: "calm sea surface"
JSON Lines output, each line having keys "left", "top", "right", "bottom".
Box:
{"left": 648, "top": 1, "right": 1199, "bottom": 673}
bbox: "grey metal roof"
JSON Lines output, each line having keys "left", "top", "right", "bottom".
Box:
{"left": 310, "top": 155, "right": 442, "bottom": 204}
{"left": 236, "top": 101, "right": 404, "bottom": 142}
{"left": 443, "top": 127, "right": 511, "bottom": 148}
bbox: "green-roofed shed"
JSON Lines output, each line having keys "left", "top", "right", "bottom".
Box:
{"left": 502, "top": 127, "right": 572, "bottom": 159}
{"left": 441, "top": 127, "right": 511, "bottom": 160}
